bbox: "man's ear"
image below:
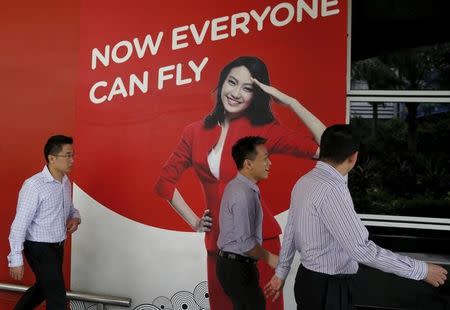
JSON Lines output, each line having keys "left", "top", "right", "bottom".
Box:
{"left": 243, "top": 158, "right": 252, "bottom": 170}
{"left": 48, "top": 154, "right": 58, "bottom": 165}
{"left": 349, "top": 151, "right": 358, "bottom": 164}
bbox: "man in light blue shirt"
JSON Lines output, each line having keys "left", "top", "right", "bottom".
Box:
{"left": 217, "top": 136, "right": 278, "bottom": 310}
{"left": 265, "top": 125, "right": 447, "bottom": 310}
{"left": 8, "top": 135, "right": 81, "bottom": 310}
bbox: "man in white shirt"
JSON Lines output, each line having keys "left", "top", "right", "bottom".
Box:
{"left": 265, "top": 124, "right": 447, "bottom": 310}
{"left": 8, "top": 135, "right": 81, "bottom": 310}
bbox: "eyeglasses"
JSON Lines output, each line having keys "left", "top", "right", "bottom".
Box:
{"left": 51, "top": 154, "right": 75, "bottom": 159}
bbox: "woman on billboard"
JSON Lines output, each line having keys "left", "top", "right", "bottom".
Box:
{"left": 155, "top": 56, "right": 325, "bottom": 310}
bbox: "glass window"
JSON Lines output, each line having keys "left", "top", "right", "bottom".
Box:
{"left": 350, "top": 0, "right": 450, "bottom": 92}
{"left": 348, "top": 100, "right": 450, "bottom": 219}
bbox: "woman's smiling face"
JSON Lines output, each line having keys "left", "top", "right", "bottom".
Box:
{"left": 221, "top": 66, "right": 254, "bottom": 117}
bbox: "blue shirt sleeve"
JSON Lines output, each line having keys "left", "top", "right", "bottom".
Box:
{"left": 232, "top": 190, "right": 260, "bottom": 254}
{"left": 8, "top": 180, "right": 40, "bottom": 267}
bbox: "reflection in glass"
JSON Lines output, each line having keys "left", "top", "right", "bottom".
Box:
{"left": 351, "top": 43, "right": 450, "bottom": 91}
{"left": 350, "top": 0, "right": 450, "bottom": 91}
{"left": 348, "top": 101, "right": 450, "bottom": 218}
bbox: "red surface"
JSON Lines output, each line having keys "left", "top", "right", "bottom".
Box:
{"left": 75, "top": 0, "right": 348, "bottom": 231}
{"left": 0, "top": 1, "right": 80, "bottom": 307}
{"left": 0, "top": 0, "right": 348, "bottom": 307}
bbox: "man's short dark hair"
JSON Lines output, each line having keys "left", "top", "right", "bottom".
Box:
{"left": 44, "top": 135, "right": 73, "bottom": 163}
{"left": 319, "top": 125, "right": 359, "bottom": 164}
{"left": 232, "top": 136, "right": 267, "bottom": 170}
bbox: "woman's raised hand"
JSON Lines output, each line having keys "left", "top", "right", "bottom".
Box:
{"left": 252, "top": 77, "right": 325, "bottom": 144}
{"left": 252, "top": 77, "right": 298, "bottom": 107}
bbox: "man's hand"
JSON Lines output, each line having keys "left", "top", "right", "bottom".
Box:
{"left": 264, "top": 274, "right": 285, "bottom": 302}
{"left": 9, "top": 266, "right": 24, "bottom": 281}
{"left": 67, "top": 217, "right": 81, "bottom": 233}
{"left": 195, "top": 209, "right": 212, "bottom": 232}
{"left": 424, "top": 263, "right": 447, "bottom": 287}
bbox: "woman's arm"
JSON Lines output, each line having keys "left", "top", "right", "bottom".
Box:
{"left": 170, "top": 189, "right": 212, "bottom": 232}
{"left": 252, "top": 78, "right": 326, "bottom": 144}
{"left": 155, "top": 123, "right": 212, "bottom": 232}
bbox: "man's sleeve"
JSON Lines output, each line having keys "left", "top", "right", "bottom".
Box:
{"left": 275, "top": 185, "right": 299, "bottom": 279}
{"left": 232, "top": 191, "right": 259, "bottom": 253}
{"left": 68, "top": 183, "right": 80, "bottom": 219}
{"left": 8, "top": 181, "right": 40, "bottom": 267}
{"left": 319, "top": 186, "right": 427, "bottom": 280}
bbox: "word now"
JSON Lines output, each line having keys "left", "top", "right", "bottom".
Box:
{"left": 91, "top": 0, "right": 340, "bottom": 70}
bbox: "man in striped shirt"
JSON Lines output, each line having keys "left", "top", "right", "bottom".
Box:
{"left": 8, "top": 135, "right": 81, "bottom": 310}
{"left": 265, "top": 124, "right": 447, "bottom": 309}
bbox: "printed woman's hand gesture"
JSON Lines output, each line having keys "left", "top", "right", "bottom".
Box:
{"left": 252, "top": 77, "right": 297, "bottom": 107}
{"left": 252, "top": 77, "right": 326, "bottom": 144}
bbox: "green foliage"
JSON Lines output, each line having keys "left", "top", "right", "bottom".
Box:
{"left": 349, "top": 111, "right": 450, "bottom": 217}
{"left": 352, "top": 42, "right": 450, "bottom": 90}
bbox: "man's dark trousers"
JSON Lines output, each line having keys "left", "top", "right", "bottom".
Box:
{"left": 216, "top": 254, "right": 265, "bottom": 310}
{"left": 294, "top": 264, "right": 355, "bottom": 310}
{"left": 14, "top": 240, "right": 67, "bottom": 310}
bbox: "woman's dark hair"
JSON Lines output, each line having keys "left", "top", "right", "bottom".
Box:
{"left": 204, "top": 56, "right": 275, "bottom": 128}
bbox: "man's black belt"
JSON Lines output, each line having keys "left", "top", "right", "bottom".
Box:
{"left": 25, "top": 240, "right": 65, "bottom": 247}
{"left": 218, "top": 250, "right": 257, "bottom": 264}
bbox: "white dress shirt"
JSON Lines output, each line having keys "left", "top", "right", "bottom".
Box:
{"left": 276, "top": 161, "right": 427, "bottom": 281}
{"left": 8, "top": 165, "right": 80, "bottom": 267}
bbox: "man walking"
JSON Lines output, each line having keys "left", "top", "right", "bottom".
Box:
{"left": 217, "top": 136, "right": 278, "bottom": 310}
{"left": 265, "top": 125, "right": 447, "bottom": 309}
{"left": 8, "top": 135, "right": 81, "bottom": 309}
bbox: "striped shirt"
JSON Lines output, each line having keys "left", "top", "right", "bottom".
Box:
{"left": 275, "top": 161, "right": 427, "bottom": 281}
{"left": 7, "top": 166, "right": 80, "bottom": 267}
{"left": 217, "top": 173, "right": 263, "bottom": 256}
